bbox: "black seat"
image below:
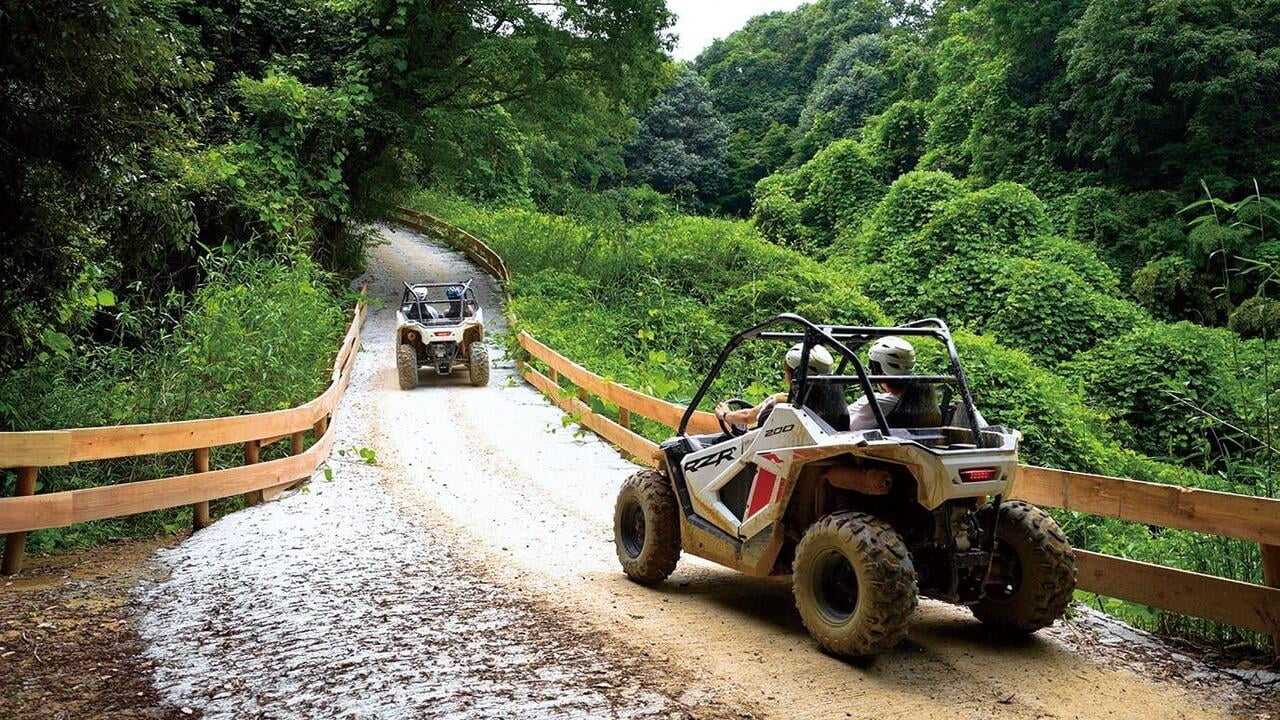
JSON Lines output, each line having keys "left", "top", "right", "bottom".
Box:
{"left": 799, "top": 383, "right": 850, "bottom": 432}
{"left": 885, "top": 383, "right": 943, "bottom": 429}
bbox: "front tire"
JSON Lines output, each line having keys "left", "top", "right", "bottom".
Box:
{"left": 613, "top": 470, "right": 681, "bottom": 584}
{"left": 397, "top": 344, "right": 418, "bottom": 390}
{"left": 468, "top": 341, "right": 490, "bottom": 387}
{"left": 971, "top": 500, "right": 1076, "bottom": 633}
{"left": 792, "top": 512, "right": 917, "bottom": 657}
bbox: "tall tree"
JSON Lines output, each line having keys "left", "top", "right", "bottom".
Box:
{"left": 624, "top": 67, "right": 730, "bottom": 203}
{"left": 1062, "top": 0, "right": 1280, "bottom": 194}
{"left": 792, "top": 33, "right": 890, "bottom": 163}
{"left": 694, "top": 0, "right": 898, "bottom": 212}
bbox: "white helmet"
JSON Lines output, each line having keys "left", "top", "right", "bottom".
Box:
{"left": 868, "top": 336, "right": 915, "bottom": 376}
{"left": 785, "top": 343, "right": 835, "bottom": 373}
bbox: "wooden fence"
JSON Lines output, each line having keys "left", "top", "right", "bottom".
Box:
{"left": 0, "top": 293, "right": 368, "bottom": 574}
{"left": 398, "top": 207, "right": 1280, "bottom": 651}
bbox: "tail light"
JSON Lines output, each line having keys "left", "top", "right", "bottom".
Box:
{"left": 433, "top": 331, "right": 452, "bottom": 337}
{"left": 959, "top": 467, "right": 999, "bottom": 483}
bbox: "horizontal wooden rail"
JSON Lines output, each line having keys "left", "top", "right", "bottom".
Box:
{"left": 1075, "top": 550, "right": 1280, "bottom": 636}
{"left": 0, "top": 428, "right": 336, "bottom": 535}
{"left": 521, "top": 362, "right": 659, "bottom": 463}
{"left": 0, "top": 302, "right": 366, "bottom": 469}
{"left": 1014, "top": 465, "right": 1280, "bottom": 546}
{"left": 0, "top": 292, "right": 367, "bottom": 572}
{"left": 398, "top": 208, "right": 1280, "bottom": 651}
{"left": 518, "top": 331, "right": 720, "bottom": 435}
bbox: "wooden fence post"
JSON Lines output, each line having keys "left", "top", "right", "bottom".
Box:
{"left": 314, "top": 415, "right": 328, "bottom": 440}
{"left": 191, "top": 448, "right": 211, "bottom": 530}
{"left": 243, "top": 440, "right": 262, "bottom": 506}
{"left": 1262, "top": 543, "right": 1280, "bottom": 657}
{"left": 291, "top": 431, "right": 304, "bottom": 456}
{"left": 618, "top": 408, "right": 631, "bottom": 430}
{"left": 1, "top": 467, "right": 38, "bottom": 575}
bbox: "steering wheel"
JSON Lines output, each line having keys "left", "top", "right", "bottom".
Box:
{"left": 718, "top": 398, "right": 754, "bottom": 437}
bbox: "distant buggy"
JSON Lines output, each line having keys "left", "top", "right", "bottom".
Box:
{"left": 395, "top": 280, "right": 489, "bottom": 389}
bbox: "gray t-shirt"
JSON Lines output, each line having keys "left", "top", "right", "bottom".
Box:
{"left": 848, "top": 393, "right": 900, "bottom": 430}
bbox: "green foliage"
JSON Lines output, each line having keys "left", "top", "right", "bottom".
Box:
{"left": 985, "top": 258, "right": 1141, "bottom": 364}
{"left": 1061, "top": 0, "right": 1280, "bottom": 194}
{"left": 856, "top": 178, "right": 1147, "bottom": 370}
{"left": 1230, "top": 296, "right": 1280, "bottom": 339}
{"left": 793, "top": 34, "right": 890, "bottom": 162}
{"left": 693, "top": 0, "right": 896, "bottom": 211}
{"left": 751, "top": 140, "right": 886, "bottom": 251}
{"left": 860, "top": 99, "right": 929, "bottom": 180}
{"left": 751, "top": 173, "right": 809, "bottom": 248}
{"left": 1029, "top": 236, "right": 1120, "bottom": 294}
{"left": 1131, "top": 256, "right": 1215, "bottom": 323}
{"left": 0, "top": 0, "right": 204, "bottom": 365}
{"left": 1062, "top": 322, "right": 1245, "bottom": 463}
{"left": 801, "top": 140, "right": 887, "bottom": 240}
{"left": 625, "top": 67, "right": 730, "bottom": 204}
{"left": 415, "top": 107, "right": 532, "bottom": 204}
{"left": 897, "top": 181, "right": 1048, "bottom": 270}
{"left": 831, "top": 170, "right": 965, "bottom": 262}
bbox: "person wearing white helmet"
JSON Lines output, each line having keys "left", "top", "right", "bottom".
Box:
{"left": 715, "top": 342, "right": 835, "bottom": 432}
{"left": 848, "top": 335, "right": 916, "bottom": 430}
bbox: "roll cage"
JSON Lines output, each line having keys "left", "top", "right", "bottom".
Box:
{"left": 400, "top": 280, "right": 478, "bottom": 323}
{"left": 678, "top": 314, "right": 984, "bottom": 440}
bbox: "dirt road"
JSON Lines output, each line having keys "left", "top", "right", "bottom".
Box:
{"left": 137, "top": 225, "right": 1275, "bottom": 720}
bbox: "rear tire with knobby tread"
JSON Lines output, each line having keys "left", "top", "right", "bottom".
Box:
{"left": 397, "top": 344, "right": 418, "bottom": 390}
{"left": 613, "top": 469, "right": 681, "bottom": 584}
{"left": 792, "top": 512, "right": 917, "bottom": 657}
{"left": 971, "top": 500, "right": 1076, "bottom": 633}
{"left": 468, "top": 341, "right": 490, "bottom": 387}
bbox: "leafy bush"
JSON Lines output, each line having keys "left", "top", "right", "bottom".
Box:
{"left": 831, "top": 170, "right": 964, "bottom": 262}
{"left": 897, "top": 182, "right": 1048, "bottom": 269}
{"left": 1131, "top": 255, "right": 1215, "bottom": 323}
{"left": 1057, "top": 187, "right": 1188, "bottom": 283}
{"left": 1229, "top": 296, "right": 1280, "bottom": 339}
{"left": 1062, "top": 322, "right": 1244, "bottom": 462}
{"left": 751, "top": 173, "right": 809, "bottom": 248}
{"left": 798, "top": 140, "right": 886, "bottom": 241}
{"left": 984, "top": 258, "right": 1141, "bottom": 364}
{"left": 751, "top": 139, "right": 886, "bottom": 251}
{"left": 1028, "top": 235, "right": 1120, "bottom": 294}
{"left": 860, "top": 99, "right": 929, "bottom": 180}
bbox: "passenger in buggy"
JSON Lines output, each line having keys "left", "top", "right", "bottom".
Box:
{"left": 849, "top": 336, "right": 987, "bottom": 431}
{"left": 443, "top": 285, "right": 465, "bottom": 319}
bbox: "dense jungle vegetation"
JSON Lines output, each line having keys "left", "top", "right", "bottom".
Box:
{"left": 4, "top": 0, "right": 1279, "bottom": 654}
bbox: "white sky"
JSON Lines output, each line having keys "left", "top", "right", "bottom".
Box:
{"left": 668, "top": 0, "right": 810, "bottom": 61}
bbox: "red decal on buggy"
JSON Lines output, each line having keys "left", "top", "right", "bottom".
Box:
{"left": 760, "top": 452, "right": 784, "bottom": 464}
{"left": 746, "top": 468, "right": 778, "bottom": 517}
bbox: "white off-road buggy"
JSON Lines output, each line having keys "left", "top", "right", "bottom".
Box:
{"left": 395, "top": 280, "right": 489, "bottom": 389}
{"left": 613, "top": 314, "right": 1076, "bottom": 657}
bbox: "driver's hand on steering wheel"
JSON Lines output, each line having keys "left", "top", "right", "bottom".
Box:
{"left": 714, "top": 401, "right": 731, "bottom": 424}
